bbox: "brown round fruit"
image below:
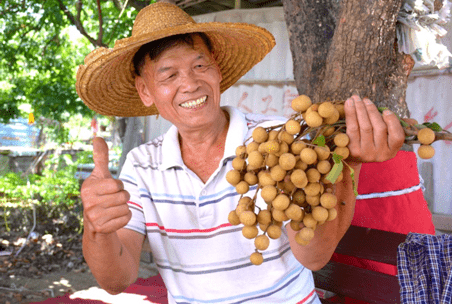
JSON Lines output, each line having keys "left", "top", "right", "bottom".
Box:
{"left": 254, "top": 235, "right": 270, "bottom": 250}
{"left": 417, "top": 145, "right": 435, "bottom": 159}
{"left": 252, "top": 127, "right": 268, "bottom": 143}
{"left": 417, "top": 128, "right": 435, "bottom": 145}
{"left": 267, "top": 224, "right": 282, "bottom": 239}
{"left": 250, "top": 252, "right": 264, "bottom": 265}
{"left": 292, "top": 95, "right": 312, "bottom": 113}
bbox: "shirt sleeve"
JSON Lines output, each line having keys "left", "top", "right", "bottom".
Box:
{"left": 119, "top": 152, "right": 146, "bottom": 235}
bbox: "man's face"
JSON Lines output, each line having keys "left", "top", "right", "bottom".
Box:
{"left": 135, "top": 35, "right": 223, "bottom": 130}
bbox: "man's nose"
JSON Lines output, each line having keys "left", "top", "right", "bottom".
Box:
{"left": 179, "top": 70, "right": 201, "bottom": 92}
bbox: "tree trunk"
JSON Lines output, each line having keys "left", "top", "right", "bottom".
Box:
{"left": 281, "top": 0, "right": 415, "bottom": 119}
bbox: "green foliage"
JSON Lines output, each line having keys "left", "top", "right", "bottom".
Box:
{"left": 0, "top": 150, "right": 94, "bottom": 234}
{"left": 0, "top": 0, "right": 155, "bottom": 143}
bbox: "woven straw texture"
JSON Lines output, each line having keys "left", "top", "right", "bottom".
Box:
{"left": 76, "top": 2, "right": 275, "bottom": 117}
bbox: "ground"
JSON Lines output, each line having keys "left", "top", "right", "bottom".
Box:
{"left": 0, "top": 232, "right": 159, "bottom": 304}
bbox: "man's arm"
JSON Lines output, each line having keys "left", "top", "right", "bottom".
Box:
{"left": 288, "top": 95, "right": 405, "bottom": 270}
{"left": 81, "top": 137, "right": 145, "bottom": 294}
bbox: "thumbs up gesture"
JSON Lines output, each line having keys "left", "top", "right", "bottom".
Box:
{"left": 81, "top": 137, "right": 131, "bottom": 236}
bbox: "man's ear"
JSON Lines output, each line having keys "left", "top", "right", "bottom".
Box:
{"left": 135, "top": 76, "right": 155, "bottom": 107}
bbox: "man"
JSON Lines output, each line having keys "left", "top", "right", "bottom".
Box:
{"left": 77, "top": 2, "right": 405, "bottom": 303}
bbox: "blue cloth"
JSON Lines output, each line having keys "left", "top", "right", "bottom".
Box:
{"left": 397, "top": 233, "right": 452, "bottom": 304}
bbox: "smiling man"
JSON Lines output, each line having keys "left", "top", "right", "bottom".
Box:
{"left": 76, "top": 2, "right": 405, "bottom": 304}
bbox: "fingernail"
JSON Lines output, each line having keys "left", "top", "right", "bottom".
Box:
{"left": 364, "top": 98, "right": 373, "bottom": 105}
{"left": 346, "top": 98, "right": 354, "bottom": 107}
{"left": 383, "top": 109, "right": 392, "bottom": 116}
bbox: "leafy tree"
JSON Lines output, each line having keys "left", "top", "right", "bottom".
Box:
{"left": 0, "top": 0, "right": 154, "bottom": 144}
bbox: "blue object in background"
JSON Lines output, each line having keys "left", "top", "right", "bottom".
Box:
{"left": 0, "top": 119, "right": 40, "bottom": 148}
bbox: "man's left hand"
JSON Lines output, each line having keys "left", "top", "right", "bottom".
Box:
{"left": 344, "top": 95, "right": 405, "bottom": 163}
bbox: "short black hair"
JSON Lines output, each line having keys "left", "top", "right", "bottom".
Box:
{"left": 133, "top": 32, "right": 213, "bottom": 76}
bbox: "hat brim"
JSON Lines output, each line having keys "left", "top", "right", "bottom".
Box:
{"left": 76, "top": 22, "right": 275, "bottom": 117}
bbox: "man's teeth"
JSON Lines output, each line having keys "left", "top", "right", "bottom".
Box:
{"left": 180, "top": 96, "right": 207, "bottom": 108}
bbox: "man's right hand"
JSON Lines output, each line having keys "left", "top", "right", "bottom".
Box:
{"left": 81, "top": 137, "right": 131, "bottom": 236}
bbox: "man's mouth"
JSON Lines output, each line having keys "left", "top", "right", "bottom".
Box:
{"left": 179, "top": 96, "right": 207, "bottom": 109}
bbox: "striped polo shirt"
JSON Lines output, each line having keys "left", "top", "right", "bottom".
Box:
{"left": 120, "top": 106, "right": 320, "bottom": 304}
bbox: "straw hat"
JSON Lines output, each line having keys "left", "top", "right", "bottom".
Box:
{"left": 76, "top": 2, "right": 276, "bottom": 117}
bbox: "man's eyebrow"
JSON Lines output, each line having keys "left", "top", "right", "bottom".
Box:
{"left": 156, "top": 66, "right": 173, "bottom": 74}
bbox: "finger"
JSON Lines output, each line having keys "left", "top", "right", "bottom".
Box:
{"left": 353, "top": 96, "right": 375, "bottom": 149}
{"left": 382, "top": 109, "right": 405, "bottom": 152}
{"left": 87, "top": 204, "right": 132, "bottom": 234}
{"left": 82, "top": 178, "right": 125, "bottom": 199}
{"left": 344, "top": 97, "right": 360, "bottom": 153}
{"left": 92, "top": 137, "right": 112, "bottom": 179}
{"left": 94, "top": 189, "right": 130, "bottom": 207}
{"left": 362, "top": 98, "right": 388, "bottom": 150}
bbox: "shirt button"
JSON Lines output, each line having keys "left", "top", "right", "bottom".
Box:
{"left": 201, "top": 190, "right": 207, "bottom": 196}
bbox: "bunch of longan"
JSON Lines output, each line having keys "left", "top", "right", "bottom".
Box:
{"left": 227, "top": 94, "right": 450, "bottom": 266}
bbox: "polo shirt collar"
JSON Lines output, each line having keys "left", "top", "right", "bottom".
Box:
{"left": 159, "top": 106, "right": 248, "bottom": 171}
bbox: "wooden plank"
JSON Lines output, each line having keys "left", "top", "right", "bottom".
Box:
{"left": 334, "top": 226, "right": 407, "bottom": 265}
{"left": 313, "top": 261, "right": 401, "bottom": 304}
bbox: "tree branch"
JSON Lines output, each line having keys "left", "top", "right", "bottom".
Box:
{"left": 96, "top": 0, "right": 104, "bottom": 46}
{"left": 56, "top": 0, "right": 107, "bottom": 48}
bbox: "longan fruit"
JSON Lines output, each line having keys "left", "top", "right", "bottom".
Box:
{"left": 295, "top": 227, "right": 315, "bottom": 244}
{"left": 334, "top": 133, "right": 350, "bottom": 147}
{"left": 264, "top": 140, "right": 280, "bottom": 154}
{"left": 334, "top": 146, "right": 350, "bottom": 160}
{"left": 250, "top": 252, "right": 264, "bottom": 265}
{"left": 314, "top": 146, "right": 330, "bottom": 161}
{"left": 323, "top": 108, "right": 340, "bottom": 125}
{"left": 285, "top": 204, "right": 304, "bottom": 221}
{"left": 252, "top": 126, "right": 268, "bottom": 143}
{"left": 259, "top": 223, "right": 269, "bottom": 231}
{"left": 272, "top": 194, "right": 291, "bottom": 211}
{"left": 290, "top": 220, "right": 303, "bottom": 231}
{"left": 291, "top": 141, "right": 307, "bottom": 155}
{"left": 278, "top": 131, "right": 295, "bottom": 145}
{"left": 272, "top": 209, "right": 289, "bottom": 222}
{"left": 285, "top": 119, "right": 301, "bottom": 135}
{"left": 259, "top": 170, "right": 276, "bottom": 187}
{"left": 275, "top": 141, "right": 290, "bottom": 157}
{"left": 268, "top": 129, "right": 279, "bottom": 140}
{"left": 295, "top": 236, "right": 310, "bottom": 246}
{"left": 291, "top": 169, "right": 308, "bottom": 188}
{"left": 418, "top": 145, "right": 435, "bottom": 159}
{"left": 327, "top": 208, "right": 338, "bottom": 221}
{"left": 254, "top": 235, "right": 270, "bottom": 250}
{"left": 279, "top": 153, "right": 297, "bottom": 170}
{"left": 267, "top": 224, "right": 282, "bottom": 239}
{"left": 266, "top": 153, "right": 279, "bottom": 167}
{"left": 417, "top": 128, "right": 435, "bottom": 145}
{"left": 306, "top": 168, "right": 321, "bottom": 183}
{"left": 228, "top": 210, "right": 241, "bottom": 225}
{"left": 257, "top": 209, "right": 272, "bottom": 225}
{"left": 235, "top": 181, "right": 249, "bottom": 194}
{"left": 306, "top": 194, "right": 320, "bottom": 206}
{"left": 236, "top": 198, "right": 253, "bottom": 216}
{"left": 318, "top": 102, "right": 335, "bottom": 118}
{"left": 336, "top": 104, "right": 345, "bottom": 119}
{"left": 300, "top": 148, "right": 318, "bottom": 165}
{"left": 232, "top": 157, "right": 246, "bottom": 170}
{"left": 246, "top": 141, "right": 259, "bottom": 154}
{"left": 226, "top": 169, "right": 241, "bottom": 186}
{"left": 242, "top": 225, "right": 259, "bottom": 239}
{"left": 244, "top": 172, "right": 258, "bottom": 186}
{"left": 270, "top": 165, "right": 287, "bottom": 182}
{"left": 320, "top": 192, "right": 337, "bottom": 209}
{"left": 240, "top": 211, "right": 257, "bottom": 226}
{"left": 317, "top": 160, "right": 332, "bottom": 174}
{"left": 322, "top": 126, "right": 336, "bottom": 137}
{"left": 304, "top": 182, "right": 321, "bottom": 196}
{"left": 305, "top": 111, "right": 323, "bottom": 127}
{"left": 248, "top": 151, "right": 264, "bottom": 169}
{"left": 283, "top": 175, "right": 297, "bottom": 193}
{"left": 235, "top": 145, "right": 247, "bottom": 158}
{"left": 312, "top": 206, "right": 329, "bottom": 222}
{"left": 303, "top": 213, "right": 318, "bottom": 228}
{"left": 294, "top": 159, "right": 308, "bottom": 170}
{"left": 292, "top": 95, "right": 312, "bottom": 113}
{"left": 261, "top": 185, "right": 278, "bottom": 202}
{"left": 292, "top": 189, "right": 306, "bottom": 206}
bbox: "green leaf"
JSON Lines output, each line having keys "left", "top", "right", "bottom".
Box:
{"left": 332, "top": 152, "right": 343, "bottom": 164}
{"left": 346, "top": 163, "right": 358, "bottom": 196}
{"left": 325, "top": 160, "right": 344, "bottom": 184}
{"left": 313, "top": 135, "right": 326, "bottom": 147}
{"left": 423, "top": 122, "right": 443, "bottom": 132}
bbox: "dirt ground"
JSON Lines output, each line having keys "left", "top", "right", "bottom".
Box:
{"left": 1, "top": 256, "right": 159, "bottom": 304}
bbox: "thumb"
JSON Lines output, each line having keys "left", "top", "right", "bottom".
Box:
{"left": 92, "top": 137, "right": 112, "bottom": 179}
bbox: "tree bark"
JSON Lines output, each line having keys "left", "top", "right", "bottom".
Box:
{"left": 281, "top": 0, "right": 414, "bottom": 118}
